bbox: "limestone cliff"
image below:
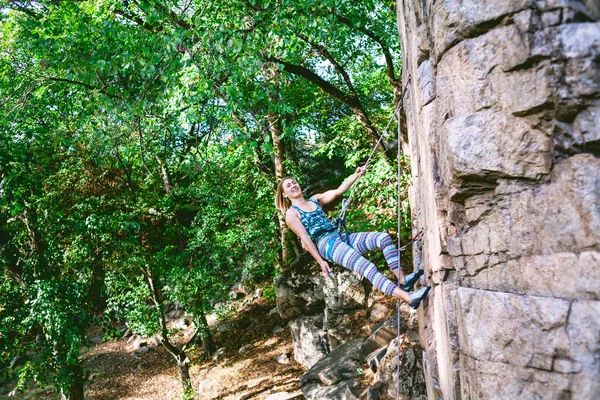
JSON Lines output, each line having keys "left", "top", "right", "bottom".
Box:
{"left": 396, "top": 1, "right": 599, "bottom": 399}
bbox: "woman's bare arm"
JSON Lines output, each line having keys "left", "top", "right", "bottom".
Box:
{"left": 312, "top": 166, "right": 366, "bottom": 206}
{"left": 285, "top": 209, "right": 332, "bottom": 278}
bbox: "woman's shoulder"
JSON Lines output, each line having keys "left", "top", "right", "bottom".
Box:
{"left": 308, "top": 196, "right": 321, "bottom": 206}
{"left": 286, "top": 207, "right": 300, "bottom": 218}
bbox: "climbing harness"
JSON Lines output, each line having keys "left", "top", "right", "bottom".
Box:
{"left": 335, "top": 214, "right": 350, "bottom": 244}
{"left": 334, "top": 77, "right": 412, "bottom": 243}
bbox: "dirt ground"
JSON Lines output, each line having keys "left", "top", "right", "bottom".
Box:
{"left": 1, "top": 296, "right": 305, "bottom": 400}
{"left": 2, "top": 263, "right": 405, "bottom": 400}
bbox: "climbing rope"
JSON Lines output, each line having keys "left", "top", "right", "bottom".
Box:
{"left": 334, "top": 77, "right": 412, "bottom": 242}
{"left": 330, "top": 75, "right": 414, "bottom": 399}
{"left": 396, "top": 80, "right": 403, "bottom": 400}
{"left": 394, "top": 75, "right": 423, "bottom": 400}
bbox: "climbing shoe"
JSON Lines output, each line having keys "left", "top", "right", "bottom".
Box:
{"left": 408, "top": 286, "right": 431, "bottom": 309}
{"left": 400, "top": 269, "right": 424, "bottom": 292}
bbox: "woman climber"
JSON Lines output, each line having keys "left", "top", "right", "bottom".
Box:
{"left": 275, "top": 166, "right": 430, "bottom": 309}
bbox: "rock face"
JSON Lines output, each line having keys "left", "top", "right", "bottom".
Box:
{"left": 397, "top": 1, "right": 600, "bottom": 399}
{"left": 299, "top": 310, "right": 427, "bottom": 400}
{"left": 289, "top": 314, "right": 329, "bottom": 368}
{"left": 275, "top": 263, "right": 428, "bottom": 398}
{"left": 274, "top": 268, "right": 325, "bottom": 321}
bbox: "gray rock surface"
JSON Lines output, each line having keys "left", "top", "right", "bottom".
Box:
{"left": 298, "top": 307, "right": 427, "bottom": 400}
{"left": 378, "top": 345, "right": 427, "bottom": 400}
{"left": 300, "top": 339, "right": 365, "bottom": 400}
{"left": 323, "top": 269, "right": 368, "bottom": 315}
{"left": 289, "top": 314, "right": 329, "bottom": 368}
{"left": 397, "top": 0, "right": 600, "bottom": 398}
{"left": 275, "top": 269, "right": 325, "bottom": 320}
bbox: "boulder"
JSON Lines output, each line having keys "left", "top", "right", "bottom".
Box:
{"left": 300, "top": 339, "right": 366, "bottom": 399}
{"left": 376, "top": 343, "right": 427, "bottom": 400}
{"left": 276, "top": 353, "right": 291, "bottom": 365}
{"left": 360, "top": 319, "right": 398, "bottom": 359}
{"left": 323, "top": 310, "right": 363, "bottom": 348}
{"left": 230, "top": 282, "right": 248, "bottom": 296}
{"left": 369, "top": 303, "right": 390, "bottom": 322}
{"left": 301, "top": 378, "right": 364, "bottom": 400}
{"left": 289, "top": 314, "right": 330, "bottom": 368}
{"left": 323, "top": 269, "right": 368, "bottom": 315}
{"left": 275, "top": 269, "right": 325, "bottom": 321}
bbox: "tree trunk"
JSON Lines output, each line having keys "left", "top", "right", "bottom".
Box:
{"left": 196, "top": 312, "right": 216, "bottom": 359}
{"left": 155, "top": 155, "right": 173, "bottom": 195}
{"left": 89, "top": 248, "right": 105, "bottom": 311}
{"left": 352, "top": 107, "right": 387, "bottom": 152}
{"left": 21, "top": 208, "right": 48, "bottom": 274}
{"left": 267, "top": 98, "right": 285, "bottom": 181}
{"left": 160, "top": 337, "right": 195, "bottom": 396}
{"left": 60, "top": 361, "right": 85, "bottom": 400}
{"left": 267, "top": 93, "right": 300, "bottom": 265}
{"left": 177, "top": 354, "right": 193, "bottom": 395}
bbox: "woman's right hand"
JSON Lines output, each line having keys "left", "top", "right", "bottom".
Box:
{"left": 355, "top": 165, "right": 367, "bottom": 178}
{"left": 319, "top": 259, "right": 332, "bottom": 279}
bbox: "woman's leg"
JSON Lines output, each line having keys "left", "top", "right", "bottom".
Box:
{"left": 318, "top": 235, "right": 402, "bottom": 297}
{"left": 347, "top": 232, "right": 405, "bottom": 283}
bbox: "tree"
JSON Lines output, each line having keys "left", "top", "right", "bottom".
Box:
{"left": 0, "top": 1, "right": 409, "bottom": 398}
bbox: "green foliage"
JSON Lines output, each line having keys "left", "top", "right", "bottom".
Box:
{"left": 262, "top": 283, "right": 277, "bottom": 304}
{"left": 182, "top": 385, "right": 196, "bottom": 400}
{"left": 345, "top": 153, "right": 412, "bottom": 242}
{"left": 0, "top": 0, "right": 409, "bottom": 395}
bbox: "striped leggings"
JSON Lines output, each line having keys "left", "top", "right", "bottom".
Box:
{"left": 317, "top": 232, "right": 399, "bottom": 296}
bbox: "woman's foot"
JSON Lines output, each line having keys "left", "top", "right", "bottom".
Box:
{"left": 408, "top": 286, "right": 431, "bottom": 309}
{"left": 400, "top": 269, "right": 424, "bottom": 292}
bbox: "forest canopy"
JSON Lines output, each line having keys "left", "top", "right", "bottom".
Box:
{"left": 0, "top": 0, "right": 409, "bottom": 398}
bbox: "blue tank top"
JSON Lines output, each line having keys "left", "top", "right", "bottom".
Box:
{"left": 291, "top": 199, "right": 337, "bottom": 242}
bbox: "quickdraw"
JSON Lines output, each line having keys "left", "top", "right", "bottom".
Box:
{"left": 399, "top": 230, "right": 423, "bottom": 251}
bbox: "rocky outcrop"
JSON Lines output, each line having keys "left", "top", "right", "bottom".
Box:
{"left": 274, "top": 268, "right": 325, "bottom": 321}
{"left": 275, "top": 264, "right": 428, "bottom": 399}
{"left": 397, "top": 1, "right": 600, "bottom": 399}
{"left": 289, "top": 314, "right": 329, "bottom": 368}
{"left": 299, "top": 308, "right": 427, "bottom": 400}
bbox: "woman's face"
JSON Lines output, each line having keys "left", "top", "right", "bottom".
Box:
{"left": 282, "top": 178, "right": 302, "bottom": 199}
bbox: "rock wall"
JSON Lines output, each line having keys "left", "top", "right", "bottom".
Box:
{"left": 396, "top": 1, "right": 599, "bottom": 399}
{"left": 275, "top": 260, "right": 428, "bottom": 399}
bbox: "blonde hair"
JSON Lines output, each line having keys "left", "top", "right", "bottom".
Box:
{"left": 275, "top": 176, "right": 295, "bottom": 212}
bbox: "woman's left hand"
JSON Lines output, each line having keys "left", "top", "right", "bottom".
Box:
{"left": 355, "top": 165, "right": 367, "bottom": 178}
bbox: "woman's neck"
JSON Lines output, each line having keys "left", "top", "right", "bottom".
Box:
{"left": 290, "top": 196, "right": 309, "bottom": 207}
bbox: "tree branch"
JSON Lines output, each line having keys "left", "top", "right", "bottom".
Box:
{"left": 231, "top": 111, "right": 272, "bottom": 176}
{"left": 296, "top": 33, "right": 358, "bottom": 98}
{"left": 113, "top": 8, "right": 163, "bottom": 33}
{"left": 7, "top": 1, "right": 42, "bottom": 19}
{"left": 139, "top": 0, "right": 192, "bottom": 30}
{"left": 267, "top": 57, "right": 360, "bottom": 109}
{"left": 114, "top": 144, "right": 137, "bottom": 198}
{"left": 182, "top": 326, "right": 201, "bottom": 353}
{"left": 331, "top": 11, "right": 399, "bottom": 85}
{"left": 45, "top": 77, "right": 121, "bottom": 99}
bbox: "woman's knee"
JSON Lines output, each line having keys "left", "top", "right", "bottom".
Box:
{"left": 378, "top": 232, "right": 393, "bottom": 247}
